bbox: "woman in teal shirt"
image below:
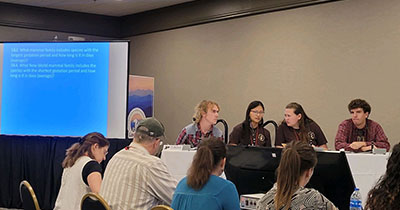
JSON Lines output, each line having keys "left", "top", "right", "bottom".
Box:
{"left": 171, "top": 137, "right": 240, "bottom": 210}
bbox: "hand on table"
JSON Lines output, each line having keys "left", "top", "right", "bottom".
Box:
{"left": 360, "top": 145, "right": 372, "bottom": 152}
{"left": 350, "top": 142, "right": 366, "bottom": 150}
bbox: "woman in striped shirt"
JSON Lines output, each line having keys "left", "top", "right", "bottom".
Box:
{"left": 256, "top": 141, "right": 336, "bottom": 210}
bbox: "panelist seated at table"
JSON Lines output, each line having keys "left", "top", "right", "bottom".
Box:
{"left": 365, "top": 143, "right": 400, "bottom": 209}
{"left": 335, "top": 99, "right": 390, "bottom": 152}
{"left": 256, "top": 141, "right": 337, "bottom": 210}
{"left": 171, "top": 137, "right": 240, "bottom": 210}
{"left": 275, "top": 102, "right": 328, "bottom": 150}
{"left": 229, "top": 100, "right": 271, "bottom": 147}
{"left": 176, "top": 100, "right": 224, "bottom": 147}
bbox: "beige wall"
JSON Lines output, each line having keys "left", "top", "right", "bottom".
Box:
{"left": 129, "top": 0, "right": 400, "bottom": 149}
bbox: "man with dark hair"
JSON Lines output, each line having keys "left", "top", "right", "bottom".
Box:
{"left": 335, "top": 99, "right": 390, "bottom": 152}
{"left": 100, "top": 118, "right": 177, "bottom": 210}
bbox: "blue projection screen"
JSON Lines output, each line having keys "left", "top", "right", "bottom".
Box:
{"left": 0, "top": 41, "right": 129, "bottom": 138}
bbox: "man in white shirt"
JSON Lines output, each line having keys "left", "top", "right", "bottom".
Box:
{"left": 100, "top": 117, "right": 177, "bottom": 210}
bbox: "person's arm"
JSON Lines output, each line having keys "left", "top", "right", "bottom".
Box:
{"left": 228, "top": 125, "right": 241, "bottom": 145}
{"left": 256, "top": 192, "right": 271, "bottom": 210}
{"left": 220, "top": 181, "right": 241, "bottom": 210}
{"left": 367, "top": 123, "right": 390, "bottom": 151}
{"left": 148, "top": 160, "right": 178, "bottom": 205}
{"left": 319, "top": 144, "right": 328, "bottom": 150}
{"left": 312, "top": 122, "right": 329, "bottom": 150}
{"left": 176, "top": 128, "right": 187, "bottom": 145}
{"left": 275, "top": 124, "right": 285, "bottom": 147}
{"left": 334, "top": 121, "right": 354, "bottom": 151}
{"left": 360, "top": 144, "right": 372, "bottom": 152}
{"left": 87, "top": 172, "right": 102, "bottom": 193}
{"left": 82, "top": 161, "right": 103, "bottom": 193}
{"left": 263, "top": 128, "right": 272, "bottom": 147}
{"left": 309, "top": 189, "right": 338, "bottom": 210}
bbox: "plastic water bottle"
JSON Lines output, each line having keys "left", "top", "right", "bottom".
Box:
{"left": 350, "top": 187, "right": 362, "bottom": 210}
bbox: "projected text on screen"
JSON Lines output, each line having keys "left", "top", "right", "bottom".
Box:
{"left": 1, "top": 42, "right": 110, "bottom": 136}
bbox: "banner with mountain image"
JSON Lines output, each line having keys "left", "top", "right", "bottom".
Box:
{"left": 127, "top": 75, "right": 154, "bottom": 138}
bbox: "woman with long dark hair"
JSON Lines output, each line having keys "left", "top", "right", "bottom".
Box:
{"left": 171, "top": 137, "right": 240, "bottom": 210}
{"left": 54, "top": 132, "right": 109, "bottom": 210}
{"left": 275, "top": 102, "right": 328, "bottom": 149}
{"left": 365, "top": 143, "right": 400, "bottom": 209}
{"left": 229, "top": 101, "right": 271, "bottom": 147}
{"left": 257, "top": 141, "right": 337, "bottom": 210}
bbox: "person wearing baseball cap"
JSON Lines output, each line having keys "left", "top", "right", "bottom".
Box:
{"left": 100, "top": 117, "right": 177, "bottom": 210}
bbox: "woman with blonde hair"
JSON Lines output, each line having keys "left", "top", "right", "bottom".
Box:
{"left": 54, "top": 132, "right": 109, "bottom": 210}
{"left": 171, "top": 137, "right": 240, "bottom": 210}
{"left": 257, "top": 141, "right": 337, "bottom": 210}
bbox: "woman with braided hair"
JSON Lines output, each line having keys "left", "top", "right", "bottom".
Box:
{"left": 365, "top": 143, "right": 400, "bottom": 209}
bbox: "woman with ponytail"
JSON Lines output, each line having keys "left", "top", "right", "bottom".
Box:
{"left": 257, "top": 141, "right": 337, "bottom": 210}
{"left": 171, "top": 137, "right": 240, "bottom": 210}
{"left": 54, "top": 132, "right": 109, "bottom": 210}
{"left": 365, "top": 143, "right": 400, "bottom": 209}
{"left": 229, "top": 101, "right": 271, "bottom": 147}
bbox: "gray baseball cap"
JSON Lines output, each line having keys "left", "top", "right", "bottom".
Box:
{"left": 136, "top": 117, "right": 165, "bottom": 138}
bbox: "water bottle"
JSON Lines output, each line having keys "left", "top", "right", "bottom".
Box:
{"left": 350, "top": 187, "right": 362, "bottom": 210}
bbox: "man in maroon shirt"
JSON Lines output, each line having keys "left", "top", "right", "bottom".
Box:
{"left": 335, "top": 99, "right": 390, "bottom": 152}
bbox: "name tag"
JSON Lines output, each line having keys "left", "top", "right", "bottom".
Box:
{"left": 163, "top": 144, "right": 191, "bottom": 151}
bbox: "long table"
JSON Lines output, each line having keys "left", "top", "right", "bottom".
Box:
{"left": 161, "top": 148, "right": 389, "bottom": 207}
{"left": 161, "top": 149, "right": 196, "bottom": 181}
{"left": 346, "top": 153, "right": 389, "bottom": 206}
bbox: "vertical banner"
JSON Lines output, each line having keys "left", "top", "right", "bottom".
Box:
{"left": 127, "top": 75, "right": 154, "bottom": 138}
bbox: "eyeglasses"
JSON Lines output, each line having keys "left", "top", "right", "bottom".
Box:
{"left": 251, "top": 110, "right": 265, "bottom": 115}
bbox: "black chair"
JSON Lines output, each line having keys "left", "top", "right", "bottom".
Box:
{"left": 216, "top": 119, "right": 228, "bottom": 144}
{"left": 263, "top": 120, "right": 278, "bottom": 145}
{"left": 262, "top": 120, "right": 278, "bottom": 135}
{"left": 19, "top": 180, "right": 40, "bottom": 210}
{"left": 81, "top": 192, "right": 111, "bottom": 210}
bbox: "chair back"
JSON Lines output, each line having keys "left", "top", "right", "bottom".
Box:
{"left": 81, "top": 192, "right": 111, "bottom": 210}
{"left": 19, "top": 180, "right": 40, "bottom": 210}
{"left": 151, "top": 205, "right": 174, "bottom": 210}
{"left": 216, "top": 119, "right": 228, "bottom": 144}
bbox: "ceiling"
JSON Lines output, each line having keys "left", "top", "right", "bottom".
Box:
{"left": 0, "top": 0, "right": 194, "bottom": 17}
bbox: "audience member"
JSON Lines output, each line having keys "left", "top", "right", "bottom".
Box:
{"left": 257, "top": 141, "right": 336, "bottom": 210}
{"left": 100, "top": 118, "right": 177, "bottom": 210}
{"left": 365, "top": 143, "right": 400, "bottom": 209}
{"left": 171, "top": 137, "right": 240, "bottom": 210}
{"left": 275, "top": 102, "right": 328, "bottom": 150}
{"left": 335, "top": 99, "right": 390, "bottom": 152}
{"left": 54, "top": 132, "right": 109, "bottom": 210}
{"left": 229, "top": 101, "right": 271, "bottom": 147}
{"left": 176, "top": 100, "right": 223, "bottom": 147}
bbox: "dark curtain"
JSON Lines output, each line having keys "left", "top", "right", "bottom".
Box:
{"left": 0, "top": 135, "right": 131, "bottom": 209}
